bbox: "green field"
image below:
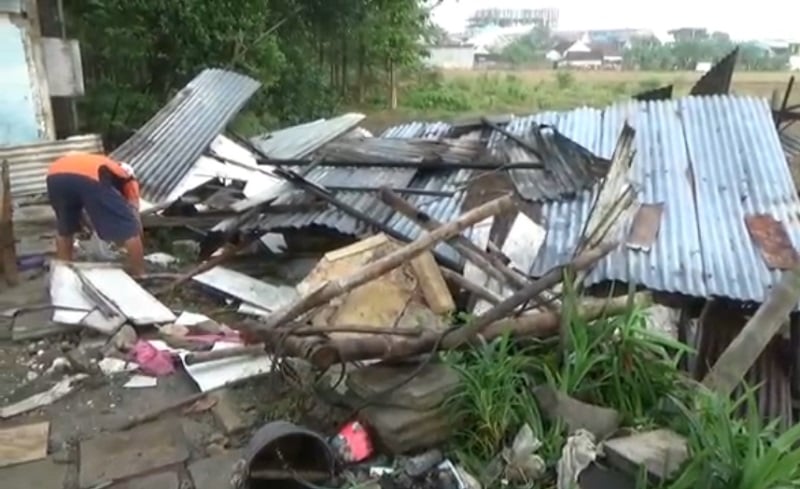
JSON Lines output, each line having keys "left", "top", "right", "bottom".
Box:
{"left": 359, "top": 69, "right": 798, "bottom": 133}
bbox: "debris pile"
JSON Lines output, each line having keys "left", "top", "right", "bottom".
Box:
{"left": 2, "top": 57, "right": 800, "bottom": 489}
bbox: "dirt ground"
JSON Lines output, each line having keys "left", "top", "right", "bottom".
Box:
{"left": 0, "top": 253, "right": 348, "bottom": 489}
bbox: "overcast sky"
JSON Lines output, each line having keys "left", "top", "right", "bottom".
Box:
{"left": 431, "top": 0, "right": 800, "bottom": 41}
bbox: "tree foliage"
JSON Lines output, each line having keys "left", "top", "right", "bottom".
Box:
{"left": 65, "top": 0, "right": 429, "bottom": 141}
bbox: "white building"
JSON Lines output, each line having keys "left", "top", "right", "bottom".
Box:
{"left": 423, "top": 45, "right": 477, "bottom": 69}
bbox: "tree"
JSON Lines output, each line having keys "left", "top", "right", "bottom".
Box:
{"left": 64, "top": 0, "right": 429, "bottom": 140}
{"left": 497, "top": 24, "right": 552, "bottom": 66}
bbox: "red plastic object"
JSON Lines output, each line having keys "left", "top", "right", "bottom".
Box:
{"left": 330, "top": 420, "right": 374, "bottom": 464}
{"left": 132, "top": 341, "right": 176, "bottom": 376}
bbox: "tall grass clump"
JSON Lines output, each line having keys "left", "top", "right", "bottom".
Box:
{"left": 444, "top": 284, "right": 691, "bottom": 482}
{"left": 666, "top": 386, "right": 800, "bottom": 489}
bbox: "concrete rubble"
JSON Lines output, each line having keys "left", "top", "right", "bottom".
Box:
{"left": 1, "top": 55, "right": 800, "bottom": 489}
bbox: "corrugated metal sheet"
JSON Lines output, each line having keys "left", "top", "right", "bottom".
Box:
{"left": 0, "top": 134, "right": 103, "bottom": 197}
{"left": 632, "top": 84, "right": 673, "bottom": 102}
{"left": 531, "top": 95, "right": 800, "bottom": 305}
{"left": 246, "top": 121, "right": 479, "bottom": 265}
{"left": 250, "top": 113, "right": 365, "bottom": 159}
{"left": 690, "top": 48, "right": 738, "bottom": 96}
{"left": 257, "top": 165, "right": 417, "bottom": 236}
{"left": 251, "top": 121, "right": 454, "bottom": 234}
{"left": 781, "top": 130, "right": 800, "bottom": 162}
{"left": 384, "top": 168, "right": 474, "bottom": 264}
{"left": 315, "top": 137, "right": 486, "bottom": 165}
{"left": 112, "top": 69, "right": 261, "bottom": 203}
{"left": 492, "top": 117, "right": 610, "bottom": 201}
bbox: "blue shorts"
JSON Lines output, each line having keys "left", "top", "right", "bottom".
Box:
{"left": 46, "top": 173, "right": 139, "bottom": 242}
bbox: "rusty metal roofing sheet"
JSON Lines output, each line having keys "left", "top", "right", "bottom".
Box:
{"left": 0, "top": 134, "right": 103, "bottom": 198}
{"left": 250, "top": 113, "right": 366, "bottom": 159}
{"left": 531, "top": 95, "right": 800, "bottom": 305}
{"left": 112, "top": 69, "right": 260, "bottom": 203}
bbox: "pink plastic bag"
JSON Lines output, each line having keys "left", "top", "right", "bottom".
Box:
{"left": 132, "top": 341, "right": 175, "bottom": 376}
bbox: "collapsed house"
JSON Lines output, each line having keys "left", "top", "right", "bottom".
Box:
{"left": 3, "top": 51, "right": 800, "bottom": 437}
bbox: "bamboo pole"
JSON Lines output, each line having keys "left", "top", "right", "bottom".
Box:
{"left": 271, "top": 293, "right": 647, "bottom": 369}
{"left": 442, "top": 241, "right": 619, "bottom": 349}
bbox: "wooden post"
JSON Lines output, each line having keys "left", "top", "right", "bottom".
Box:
{"left": 703, "top": 265, "right": 800, "bottom": 397}
{"left": 0, "top": 160, "right": 19, "bottom": 286}
{"left": 255, "top": 195, "right": 517, "bottom": 330}
{"left": 389, "top": 58, "right": 397, "bottom": 110}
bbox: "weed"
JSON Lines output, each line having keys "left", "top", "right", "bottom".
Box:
{"left": 665, "top": 386, "right": 800, "bottom": 489}
{"left": 555, "top": 70, "right": 575, "bottom": 89}
{"left": 444, "top": 334, "right": 547, "bottom": 467}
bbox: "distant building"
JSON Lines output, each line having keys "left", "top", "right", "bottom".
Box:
{"left": 467, "top": 24, "right": 537, "bottom": 53}
{"left": 467, "top": 8, "right": 559, "bottom": 33}
{"left": 556, "top": 39, "right": 622, "bottom": 70}
{"left": 423, "top": 44, "right": 477, "bottom": 69}
{"left": 669, "top": 28, "right": 708, "bottom": 42}
{"left": 552, "top": 28, "right": 658, "bottom": 48}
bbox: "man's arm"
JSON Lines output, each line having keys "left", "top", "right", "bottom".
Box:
{"left": 122, "top": 180, "right": 144, "bottom": 237}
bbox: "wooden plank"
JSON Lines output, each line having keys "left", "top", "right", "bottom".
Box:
{"left": 0, "top": 160, "right": 19, "bottom": 285}
{"left": 745, "top": 214, "right": 800, "bottom": 270}
{"left": 0, "top": 421, "right": 50, "bottom": 467}
{"left": 410, "top": 251, "right": 455, "bottom": 314}
{"left": 626, "top": 203, "right": 664, "bottom": 252}
{"left": 703, "top": 265, "right": 800, "bottom": 396}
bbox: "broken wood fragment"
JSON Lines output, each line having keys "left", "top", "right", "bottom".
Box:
{"left": 255, "top": 194, "right": 517, "bottom": 330}
{"left": 440, "top": 268, "right": 502, "bottom": 305}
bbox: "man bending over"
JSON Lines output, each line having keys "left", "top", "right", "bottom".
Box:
{"left": 46, "top": 152, "right": 145, "bottom": 276}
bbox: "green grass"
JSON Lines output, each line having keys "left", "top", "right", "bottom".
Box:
{"left": 665, "top": 387, "right": 800, "bottom": 489}
{"left": 441, "top": 280, "right": 800, "bottom": 489}
{"left": 355, "top": 68, "right": 797, "bottom": 133}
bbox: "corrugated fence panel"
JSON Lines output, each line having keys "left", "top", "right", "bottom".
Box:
{"left": 681, "top": 95, "right": 800, "bottom": 304}
{"left": 0, "top": 134, "right": 103, "bottom": 197}
{"left": 112, "top": 69, "right": 260, "bottom": 204}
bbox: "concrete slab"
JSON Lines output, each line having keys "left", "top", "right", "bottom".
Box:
{"left": 0, "top": 456, "right": 68, "bottom": 489}
{"left": 188, "top": 449, "right": 243, "bottom": 489}
{"left": 109, "top": 470, "right": 180, "bottom": 489}
{"left": 211, "top": 389, "right": 248, "bottom": 434}
{"left": 79, "top": 418, "right": 190, "bottom": 488}
{"left": 603, "top": 429, "right": 688, "bottom": 481}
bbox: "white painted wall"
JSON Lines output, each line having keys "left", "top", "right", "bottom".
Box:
{"left": 0, "top": 7, "right": 55, "bottom": 146}
{"left": 424, "top": 46, "right": 476, "bottom": 69}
